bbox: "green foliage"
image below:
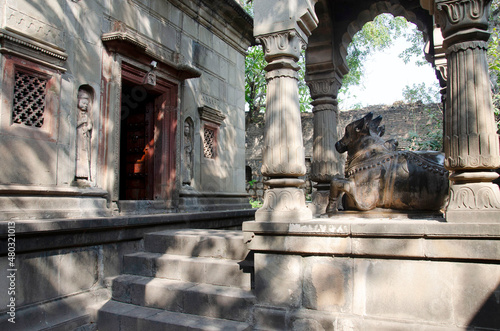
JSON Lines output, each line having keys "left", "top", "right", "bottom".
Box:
{"left": 249, "top": 198, "right": 263, "bottom": 209}
{"left": 341, "top": 14, "right": 419, "bottom": 91}
{"left": 488, "top": 0, "right": 500, "bottom": 132}
{"left": 247, "top": 179, "right": 257, "bottom": 188}
{"left": 402, "top": 82, "right": 440, "bottom": 104}
{"left": 406, "top": 106, "right": 443, "bottom": 152}
{"left": 245, "top": 45, "right": 267, "bottom": 124}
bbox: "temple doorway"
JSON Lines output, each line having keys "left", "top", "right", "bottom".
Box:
{"left": 117, "top": 63, "right": 179, "bottom": 204}
{"left": 119, "top": 82, "right": 159, "bottom": 200}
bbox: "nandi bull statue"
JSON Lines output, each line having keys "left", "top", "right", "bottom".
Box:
{"left": 326, "top": 112, "right": 449, "bottom": 213}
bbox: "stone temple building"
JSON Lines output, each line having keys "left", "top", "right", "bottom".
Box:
{"left": 1, "top": 0, "right": 500, "bottom": 330}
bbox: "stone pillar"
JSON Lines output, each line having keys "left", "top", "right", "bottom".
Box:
{"left": 306, "top": 73, "right": 343, "bottom": 215}
{"left": 434, "top": 0, "right": 500, "bottom": 222}
{"left": 255, "top": 30, "right": 313, "bottom": 222}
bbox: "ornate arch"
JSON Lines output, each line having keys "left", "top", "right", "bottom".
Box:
{"left": 339, "top": 1, "right": 433, "bottom": 76}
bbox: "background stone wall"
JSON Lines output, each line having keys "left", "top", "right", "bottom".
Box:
{"left": 245, "top": 103, "right": 443, "bottom": 200}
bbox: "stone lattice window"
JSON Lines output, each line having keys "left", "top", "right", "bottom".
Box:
{"left": 12, "top": 70, "right": 48, "bottom": 128}
{"left": 203, "top": 126, "right": 216, "bottom": 158}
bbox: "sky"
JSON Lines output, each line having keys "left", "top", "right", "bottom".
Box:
{"left": 337, "top": 37, "right": 440, "bottom": 110}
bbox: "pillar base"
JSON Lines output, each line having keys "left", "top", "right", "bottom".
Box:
{"left": 255, "top": 187, "right": 312, "bottom": 222}
{"left": 446, "top": 181, "right": 500, "bottom": 223}
{"left": 309, "top": 184, "right": 330, "bottom": 216}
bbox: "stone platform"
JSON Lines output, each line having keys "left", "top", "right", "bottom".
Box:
{"left": 243, "top": 215, "right": 500, "bottom": 330}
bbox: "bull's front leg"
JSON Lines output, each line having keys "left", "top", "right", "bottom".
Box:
{"left": 326, "top": 176, "right": 353, "bottom": 213}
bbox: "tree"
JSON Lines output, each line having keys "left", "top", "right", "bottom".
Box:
{"left": 243, "top": 1, "right": 428, "bottom": 123}
{"left": 243, "top": 1, "right": 498, "bottom": 127}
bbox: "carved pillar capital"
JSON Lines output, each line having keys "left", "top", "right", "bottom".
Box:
{"left": 307, "top": 77, "right": 341, "bottom": 101}
{"left": 257, "top": 29, "right": 306, "bottom": 64}
{"left": 435, "top": 0, "right": 491, "bottom": 46}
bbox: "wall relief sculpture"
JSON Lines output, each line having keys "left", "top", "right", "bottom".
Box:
{"left": 75, "top": 85, "right": 94, "bottom": 182}
{"left": 182, "top": 118, "right": 194, "bottom": 186}
{"left": 326, "top": 112, "right": 449, "bottom": 213}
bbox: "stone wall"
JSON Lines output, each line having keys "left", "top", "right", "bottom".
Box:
{"left": 245, "top": 103, "right": 443, "bottom": 200}
{"left": 0, "top": 0, "right": 253, "bottom": 220}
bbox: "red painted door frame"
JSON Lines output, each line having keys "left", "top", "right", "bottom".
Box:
{"left": 121, "top": 62, "right": 178, "bottom": 201}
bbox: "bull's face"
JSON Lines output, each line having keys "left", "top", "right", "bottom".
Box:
{"left": 335, "top": 112, "right": 374, "bottom": 154}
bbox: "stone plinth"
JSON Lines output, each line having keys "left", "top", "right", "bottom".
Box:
{"left": 243, "top": 216, "right": 500, "bottom": 330}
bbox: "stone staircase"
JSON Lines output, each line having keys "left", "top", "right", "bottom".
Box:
{"left": 97, "top": 229, "right": 255, "bottom": 330}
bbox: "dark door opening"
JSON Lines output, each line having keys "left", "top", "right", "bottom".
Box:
{"left": 119, "top": 82, "right": 158, "bottom": 200}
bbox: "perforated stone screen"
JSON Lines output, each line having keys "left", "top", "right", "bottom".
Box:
{"left": 12, "top": 70, "right": 48, "bottom": 128}
{"left": 203, "top": 126, "right": 216, "bottom": 158}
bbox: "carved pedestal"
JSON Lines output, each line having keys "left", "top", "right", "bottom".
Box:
{"left": 435, "top": 0, "right": 500, "bottom": 222}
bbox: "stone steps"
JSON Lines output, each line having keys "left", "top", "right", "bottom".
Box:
{"left": 98, "top": 300, "right": 252, "bottom": 331}
{"left": 111, "top": 274, "right": 255, "bottom": 322}
{"left": 123, "top": 251, "right": 253, "bottom": 290}
{"left": 98, "top": 229, "right": 255, "bottom": 329}
{"left": 144, "top": 229, "right": 250, "bottom": 260}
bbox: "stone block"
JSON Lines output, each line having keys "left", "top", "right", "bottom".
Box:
{"left": 451, "top": 262, "right": 500, "bottom": 329}
{"left": 205, "top": 259, "right": 252, "bottom": 290}
{"left": 198, "top": 25, "right": 213, "bottom": 47}
{"left": 183, "top": 283, "right": 254, "bottom": 322}
{"left": 140, "top": 278, "right": 193, "bottom": 312}
{"left": 425, "top": 238, "right": 500, "bottom": 261}
{"left": 138, "top": 12, "right": 161, "bottom": 42}
{"left": 352, "top": 237, "right": 424, "bottom": 258}
{"left": 112, "top": 274, "right": 139, "bottom": 304}
{"left": 15, "top": 248, "right": 98, "bottom": 307}
{"left": 353, "top": 259, "right": 454, "bottom": 324}
{"left": 109, "top": 0, "right": 137, "bottom": 30}
{"left": 150, "top": 0, "right": 172, "bottom": 22}
{"left": 254, "top": 306, "right": 287, "bottom": 330}
{"left": 123, "top": 252, "right": 156, "bottom": 277}
{"left": 119, "top": 305, "right": 161, "bottom": 331}
{"left": 59, "top": 249, "right": 99, "bottom": 295}
{"left": 154, "top": 255, "right": 182, "bottom": 280}
{"left": 182, "top": 13, "right": 198, "bottom": 38}
{"left": 98, "top": 301, "right": 137, "bottom": 331}
{"left": 102, "top": 240, "right": 143, "bottom": 278}
{"left": 248, "top": 235, "right": 350, "bottom": 255}
{"left": 5, "top": 1, "right": 65, "bottom": 45}
{"left": 0, "top": 136, "right": 57, "bottom": 185}
{"left": 255, "top": 253, "right": 302, "bottom": 308}
{"left": 302, "top": 257, "right": 353, "bottom": 312}
{"left": 213, "top": 34, "right": 229, "bottom": 59}
{"left": 159, "top": 23, "right": 179, "bottom": 51}
{"left": 180, "top": 34, "right": 194, "bottom": 63}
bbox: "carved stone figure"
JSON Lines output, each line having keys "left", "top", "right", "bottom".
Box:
{"left": 326, "top": 112, "right": 449, "bottom": 213}
{"left": 75, "top": 87, "right": 93, "bottom": 181}
{"left": 182, "top": 119, "right": 193, "bottom": 186}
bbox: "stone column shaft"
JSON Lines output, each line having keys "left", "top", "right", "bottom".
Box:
{"left": 306, "top": 76, "right": 343, "bottom": 215}
{"left": 262, "top": 65, "right": 306, "bottom": 177}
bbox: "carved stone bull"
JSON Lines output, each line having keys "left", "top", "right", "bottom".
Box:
{"left": 326, "top": 112, "right": 449, "bottom": 213}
